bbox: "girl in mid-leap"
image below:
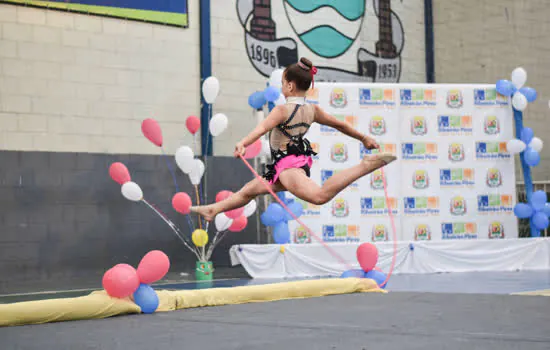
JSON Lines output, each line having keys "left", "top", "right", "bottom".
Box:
{"left": 191, "top": 57, "right": 396, "bottom": 221}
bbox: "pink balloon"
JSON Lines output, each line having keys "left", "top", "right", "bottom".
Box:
{"left": 356, "top": 243, "right": 379, "bottom": 272}
{"left": 109, "top": 162, "right": 131, "bottom": 185}
{"left": 244, "top": 139, "right": 262, "bottom": 159}
{"left": 141, "top": 118, "right": 163, "bottom": 147}
{"left": 102, "top": 264, "right": 140, "bottom": 298}
{"left": 172, "top": 192, "right": 192, "bottom": 215}
{"left": 225, "top": 206, "right": 244, "bottom": 219}
{"left": 229, "top": 215, "right": 248, "bottom": 232}
{"left": 216, "top": 190, "right": 233, "bottom": 203}
{"left": 186, "top": 115, "right": 201, "bottom": 135}
{"left": 137, "top": 250, "right": 170, "bottom": 284}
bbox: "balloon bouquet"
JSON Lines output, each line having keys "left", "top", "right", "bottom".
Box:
{"left": 340, "top": 243, "right": 389, "bottom": 289}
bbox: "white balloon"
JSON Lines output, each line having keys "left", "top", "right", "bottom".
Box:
{"left": 189, "top": 159, "right": 205, "bottom": 185}
{"left": 202, "top": 76, "right": 220, "bottom": 104}
{"left": 215, "top": 213, "right": 233, "bottom": 232}
{"left": 121, "top": 181, "right": 143, "bottom": 201}
{"left": 269, "top": 69, "right": 284, "bottom": 88}
{"left": 512, "top": 92, "right": 527, "bottom": 111}
{"left": 209, "top": 113, "right": 228, "bottom": 137}
{"left": 175, "top": 146, "right": 194, "bottom": 174}
{"left": 506, "top": 139, "right": 526, "bottom": 154}
{"left": 243, "top": 200, "right": 257, "bottom": 217}
{"left": 511, "top": 67, "right": 527, "bottom": 89}
{"left": 529, "top": 137, "right": 543, "bottom": 152}
{"left": 274, "top": 94, "right": 286, "bottom": 106}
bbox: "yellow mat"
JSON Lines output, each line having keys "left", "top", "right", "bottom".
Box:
{"left": 511, "top": 289, "right": 550, "bottom": 296}
{"left": 0, "top": 278, "right": 383, "bottom": 327}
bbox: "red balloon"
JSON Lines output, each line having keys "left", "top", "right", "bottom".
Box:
{"left": 229, "top": 215, "right": 248, "bottom": 232}
{"left": 172, "top": 192, "right": 192, "bottom": 214}
{"left": 186, "top": 115, "right": 200, "bottom": 135}
{"left": 244, "top": 139, "right": 262, "bottom": 159}
{"left": 102, "top": 264, "right": 140, "bottom": 298}
{"left": 141, "top": 118, "right": 163, "bottom": 147}
{"left": 225, "top": 207, "right": 244, "bottom": 219}
{"left": 109, "top": 162, "right": 131, "bottom": 184}
{"left": 216, "top": 190, "right": 233, "bottom": 203}
{"left": 356, "top": 243, "right": 379, "bottom": 272}
{"left": 137, "top": 250, "right": 170, "bottom": 284}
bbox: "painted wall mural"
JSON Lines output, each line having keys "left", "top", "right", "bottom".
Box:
{"left": 237, "top": 0, "right": 405, "bottom": 83}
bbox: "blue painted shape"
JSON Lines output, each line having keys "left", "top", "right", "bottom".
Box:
{"left": 299, "top": 26, "right": 353, "bottom": 58}
{"left": 285, "top": 0, "right": 364, "bottom": 21}
{"left": 200, "top": 0, "right": 212, "bottom": 156}
{"left": 42, "top": 0, "right": 186, "bottom": 13}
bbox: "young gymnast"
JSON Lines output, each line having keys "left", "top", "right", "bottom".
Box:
{"left": 191, "top": 57, "right": 396, "bottom": 222}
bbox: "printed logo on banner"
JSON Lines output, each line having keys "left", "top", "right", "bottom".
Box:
{"left": 330, "top": 88, "right": 347, "bottom": 108}
{"left": 306, "top": 88, "right": 319, "bottom": 104}
{"left": 446, "top": 89, "right": 463, "bottom": 108}
{"left": 484, "top": 116, "right": 500, "bottom": 135}
{"left": 293, "top": 226, "right": 311, "bottom": 244}
{"left": 321, "top": 170, "right": 358, "bottom": 190}
{"left": 450, "top": 196, "right": 467, "bottom": 216}
{"left": 372, "top": 224, "right": 388, "bottom": 242}
{"left": 412, "top": 169, "right": 429, "bottom": 189}
{"left": 448, "top": 143, "right": 465, "bottom": 162}
{"left": 401, "top": 143, "right": 438, "bottom": 161}
{"left": 475, "top": 142, "right": 510, "bottom": 160}
{"left": 360, "top": 197, "right": 398, "bottom": 216}
{"left": 359, "top": 88, "right": 396, "bottom": 107}
{"left": 311, "top": 142, "right": 320, "bottom": 160}
{"left": 477, "top": 194, "right": 513, "bottom": 214}
{"left": 486, "top": 168, "right": 502, "bottom": 188}
{"left": 440, "top": 168, "right": 475, "bottom": 187}
{"left": 360, "top": 143, "right": 397, "bottom": 157}
{"left": 320, "top": 115, "right": 357, "bottom": 134}
{"left": 331, "top": 198, "right": 349, "bottom": 218}
{"left": 488, "top": 221, "right": 505, "bottom": 239}
{"left": 438, "top": 115, "right": 473, "bottom": 135}
{"left": 414, "top": 224, "right": 432, "bottom": 241}
{"left": 322, "top": 224, "right": 360, "bottom": 243}
{"left": 369, "top": 116, "right": 386, "bottom": 135}
{"left": 441, "top": 222, "right": 478, "bottom": 239}
{"left": 370, "top": 169, "right": 385, "bottom": 190}
{"left": 403, "top": 196, "right": 440, "bottom": 215}
{"left": 293, "top": 198, "right": 321, "bottom": 217}
{"left": 330, "top": 143, "right": 348, "bottom": 162}
{"left": 400, "top": 88, "right": 436, "bottom": 107}
{"left": 410, "top": 116, "right": 428, "bottom": 135}
{"left": 474, "top": 88, "right": 508, "bottom": 106}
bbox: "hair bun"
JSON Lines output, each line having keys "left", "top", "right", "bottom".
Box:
{"left": 299, "top": 57, "right": 313, "bottom": 70}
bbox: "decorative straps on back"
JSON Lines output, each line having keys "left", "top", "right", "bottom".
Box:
{"left": 277, "top": 104, "right": 310, "bottom": 141}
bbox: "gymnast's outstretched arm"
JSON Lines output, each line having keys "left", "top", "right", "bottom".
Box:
{"left": 234, "top": 105, "right": 287, "bottom": 157}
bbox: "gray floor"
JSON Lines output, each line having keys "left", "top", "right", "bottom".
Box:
{"left": 2, "top": 292, "right": 550, "bottom": 350}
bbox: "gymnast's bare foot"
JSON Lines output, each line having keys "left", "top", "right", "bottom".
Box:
{"left": 190, "top": 205, "right": 217, "bottom": 222}
{"left": 362, "top": 152, "right": 396, "bottom": 170}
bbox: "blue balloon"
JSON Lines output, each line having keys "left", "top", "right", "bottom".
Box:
{"left": 248, "top": 91, "right": 266, "bottom": 109}
{"left": 260, "top": 211, "right": 279, "bottom": 226}
{"left": 496, "top": 79, "right": 515, "bottom": 96}
{"left": 264, "top": 86, "right": 281, "bottom": 102}
{"left": 524, "top": 147, "right": 541, "bottom": 167}
{"left": 520, "top": 127, "right": 534, "bottom": 145}
{"left": 284, "top": 200, "right": 304, "bottom": 221}
{"left": 266, "top": 203, "right": 285, "bottom": 222}
{"left": 514, "top": 203, "right": 533, "bottom": 219}
{"left": 364, "top": 270, "right": 388, "bottom": 289}
{"left": 542, "top": 203, "right": 550, "bottom": 217}
{"left": 340, "top": 269, "right": 366, "bottom": 278}
{"left": 532, "top": 212, "right": 549, "bottom": 230}
{"left": 273, "top": 221, "right": 290, "bottom": 244}
{"left": 133, "top": 284, "right": 159, "bottom": 314}
{"left": 531, "top": 190, "right": 548, "bottom": 211}
{"left": 519, "top": 87, "right": 537, "bottom": 102}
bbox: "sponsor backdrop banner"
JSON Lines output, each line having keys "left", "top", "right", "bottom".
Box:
{"left": 288, "top": 83, "right": 518, "bottom": 244}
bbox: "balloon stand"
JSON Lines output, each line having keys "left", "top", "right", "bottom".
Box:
{"left": 195, "top": 261, "right": 214, "bottom": 281}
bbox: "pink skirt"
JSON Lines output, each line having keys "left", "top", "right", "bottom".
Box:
{"left": 268, "top": 155, "right": 313, "bottom": 184}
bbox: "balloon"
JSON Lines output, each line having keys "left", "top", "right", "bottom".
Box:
{"left": 512, "top": 92, "right": 527, "bottom": 111}
{"left": 229, "top": 215, "right": 248, "bottom": 232}
{"left": 511, "top": 67, "right": 527, "bottom": 89}
{"left": 225, "top": 206, "right": 244, "bottom": 219}
{"left": 248, "top": 91, "right": 266, "bottom": 109}
{"left": 269, "top": 68, "right": 284, "bottom": 88}
{"left": 189, "top": 159, "right": 205, "bottom": 185}
{"left": 137, "top": 250, "right": 170, "bottom": 284}
{"left": 121, "top": 181, "right": 143, "bottom": 201}
{"left": 216, "top": 190, "right": 233, "bottom": 202}
{"left": 202, "top": 76, "right": 220, "bottom": 104}
{"left": 284, "top": 200, "right": 303, "bottom": 221}
{"left": 521, "top": 127, "right": 534, "bottom": 145}
{"left": 141, "top": 118, "right": 163, "bottom": 147}
{"left": 506, "top": 139, "right": 526, "bottom": 155}
{"left": 273, "top": 221, "right": 290, "bottom": 244}
{"left": 185, "top": 115, "right": 200, "bottom": 135}
{"left": 519, "top": 87, "right": 537, "bottom": 102}
{"left": 364, "top": 270, "right": 388, "bottom": 289}
{"left": 356, "top": 243, "right": 379, "bottom": 272}
{"left": 214, "top": 213, "right": 233, "bottom": 231}
{"left": 266, "top": 203, "right": 285, "bottom": 222}
{"left": 175, "top": 146, "right": 195, "bottom": 174}
{"left": 133, "top": 284, "right": 159, "bottom": 314}
{"left": 495, "top": 80, "right": 515, "bottom": 96}
{"left": 192, "top": 229, "right": 209, "bottom": 247}
{"left": 172, "top": 192, "right": 192, "bottom": 214}
{"left": 524, "top": 148, "right": 540, "bottom": 167}
{"left": 514, "top": 203, "right": 533, "bottom": 219}
{"left": 109, "top": 162, "right": 131, "bottom": 184}
{"left": 209, "top": 113, "right": 228, "bottom": 137}
{"left": 529, "top": 137, "right": 543, "bottom": 152}
{"left": 244, "top": 139, "right": 262, "bottom": 159}
{"left": 264, "top": 86, "right": 281, "bottom": 102}
{"left": 532, "top": 211, "right": 549, "bottom": 230}
{"left": 542, "top": 203, "right": 550, "bottom": 217}
{"left": 102, "top": 264, "right": 140, "bottom": 298}
{"left": 531, "top": 190, "right": 548, "bottom": 211}
{"left": 243, "top": 199, "right": 257, "bottom": 217}
{"left": 340, "top": 269, "right": 366, "bottom": 278}
{"left": 260, "top": 211, "right": 279, "bottom": 226}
